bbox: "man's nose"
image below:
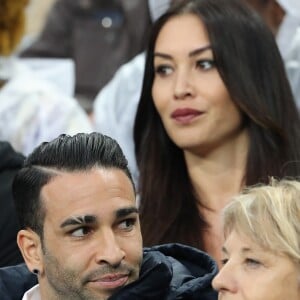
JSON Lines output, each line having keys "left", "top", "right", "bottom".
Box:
{"left": 95, "top": 229, "right": 125, "bottom": 267}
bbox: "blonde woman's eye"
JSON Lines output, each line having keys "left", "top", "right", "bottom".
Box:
{"left": 245, "top": 258, "right": 262, "bottom": 268}
{"left": 220, "top": 258, "right": 228, "bottom": 266}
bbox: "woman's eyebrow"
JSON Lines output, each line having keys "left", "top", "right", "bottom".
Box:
{"left": 189, "top": 45, "right": 212, "bottom": 57}
{"left": 154, "top": 45, "right": 212, "bottom": 60}
{"left": 153, "top": 52, "right": 173, "bottom": 60}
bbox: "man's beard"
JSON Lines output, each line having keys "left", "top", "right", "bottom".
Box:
{"left": 40, "top": 244, "right": 140, "bottom": 300}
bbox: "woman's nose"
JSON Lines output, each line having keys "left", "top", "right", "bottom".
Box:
{"left": 173, "top": 70, "right": 195, "bottom": 100}
{"left": 212, "top": 261, "right": 238, "bottom": 294}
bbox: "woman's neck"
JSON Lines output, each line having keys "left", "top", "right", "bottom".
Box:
{"left": 184, "top": 128, "right": 249, "bottom": 210}
{"left": 183, "top": 128, "right": 249, "bottom": 265}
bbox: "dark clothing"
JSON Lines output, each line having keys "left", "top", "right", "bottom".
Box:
{"left": 0, "top": 264, "right": 36, "bottom": 300}
{"left": 0, "top": 142, "right": 24, "bottom": 267}
{"left": 111, "top": 244, "right": 218, "bottom": 300}
{"left": 0, "top": 243, "right": 218, "bottom": 300}
{"left": 21, "top": 0, "right": 151, "bottom": 100}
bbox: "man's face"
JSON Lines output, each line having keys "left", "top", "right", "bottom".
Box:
{"left": 39, "top": 168, "right": 142, "bottom": 300}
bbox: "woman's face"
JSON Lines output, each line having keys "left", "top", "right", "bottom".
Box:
{"left": 152, "top": 14, "right": 246, "bottom": 155}
{"left": 212, "top": 230, "right": 300, "bottom": 300}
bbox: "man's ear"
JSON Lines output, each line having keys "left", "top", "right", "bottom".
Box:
{"left": 17, "top": 229, "right": 44, "bottom": 275}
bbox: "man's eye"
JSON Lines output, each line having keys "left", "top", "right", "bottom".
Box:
{"left": 154, "top": 65, "right": 173, "bottom": 76}
{"left": 118, "top": 218, "right": 136, "bottom": 231}
{"left": 70, "top": 227, "right": 92, "bottom": 237}
{"left": 196, "top": 59, "right": 215, "bottom": 70}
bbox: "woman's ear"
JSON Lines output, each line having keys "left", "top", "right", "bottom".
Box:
{"left": 17, "top": 229, "right": 44, "bottom": 275}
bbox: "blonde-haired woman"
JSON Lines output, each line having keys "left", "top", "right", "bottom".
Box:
{"left": 213, "top": 179, "right": 300, "bottom": 299}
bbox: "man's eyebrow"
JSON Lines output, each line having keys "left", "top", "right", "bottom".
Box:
{"left": 116, "top": 207, "right": 138, "bottom": 219}
{"left": 153, "top": 45, "right": 212, "bottom": 60}
{"left": 60, "top": 215, "right": 97, "bottom": 228}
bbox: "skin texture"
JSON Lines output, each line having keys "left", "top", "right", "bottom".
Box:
{"left": 18, "top": 168, "right": 143, "bottom": 300}
{"left": 212, "top": 230, "right": 300, "bottom": 300}
{"left": 152, "top": 14, "right": 247, "bottom": 157}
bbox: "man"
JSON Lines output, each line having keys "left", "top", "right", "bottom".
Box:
{"left": 0, "top": 132, "right": 217, "bottom": 300}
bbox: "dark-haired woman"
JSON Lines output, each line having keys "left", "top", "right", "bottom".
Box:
{"left": 134, "top": 0, "right": 300, "bottom": 263}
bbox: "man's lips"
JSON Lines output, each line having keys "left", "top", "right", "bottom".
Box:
{"left": 88, "top": 273, "right": 129, "bottom": 290}
{"left": 171, "top": 108, "right": 203, "bottom": 123}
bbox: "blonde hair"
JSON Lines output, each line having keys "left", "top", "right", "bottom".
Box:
{"left": 223, "top": 179, "right": 300, "bottom": 263}
{"left": 0, "top": 0, "right": 28, "bottom": 55}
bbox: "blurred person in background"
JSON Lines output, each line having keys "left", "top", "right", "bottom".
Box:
{"left": 0, "top": 142, "right": 24, "bottom": 267}
{"left": 244, "top": 0, "right": 300, "bottom": 109}
{"left": 0, "top": 0, "right": 92, "bottom": 156}
{"left": 21, "top": 0, "right": 152, "bottom": 111}
{"left": 93, "top": 0, "right": 171, "bottom": 181}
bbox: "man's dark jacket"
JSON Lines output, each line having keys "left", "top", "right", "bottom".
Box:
{"left": 0, "top": 243, "right": 218, "bottom": 300}
{"left": 0, "top": 142, "right": 24, "bottom": 267}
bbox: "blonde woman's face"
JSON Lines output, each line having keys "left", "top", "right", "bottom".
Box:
{"left": 212, "top": 230, "right": 300, "bottom": 300}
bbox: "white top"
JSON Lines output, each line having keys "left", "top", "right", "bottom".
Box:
{"left": 277, "top": 14, "right": 300, "bottom": 108}
{"left": 93, "top": 52, "right": 145, "bottom": 183}
{"left": 276, "top": 0, "right": 300, "bottom": 18}
{"left": 22, "top": 284, "right": 41, "bottom": 300}
{"left": 0, "top": 58, "right": 93, "bottom": 155}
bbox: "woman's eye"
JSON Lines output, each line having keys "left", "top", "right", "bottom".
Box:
{"left": 220, "top": 258, "right": 228, "bottom": 266}
{"left": 70, "top": 227, "right": 92, "bottom": 237}
{"left": 119, "top": 218, "right": 136, "bottom": 231}
{"left": 245, "top": 258, "right": 262, "bottom": 268}
{"left": 154, "top": 65, "right": 173, "bottom": 76}
{"left": 196, "top": 59, "right": 215, "bottom": 70}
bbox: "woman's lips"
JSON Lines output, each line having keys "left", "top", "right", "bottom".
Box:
{"left": 89, "top": 273, "right": 129, "bottom": 290}
{"left": 171, "top": 108, "right": 203, "bottom": 124}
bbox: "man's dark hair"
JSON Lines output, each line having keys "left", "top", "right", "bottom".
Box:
{"left": 13, "top": 132, "right": 134, "bottom": 238}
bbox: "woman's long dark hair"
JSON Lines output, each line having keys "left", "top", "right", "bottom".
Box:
{"left": 134, "top": 0, "right": 300, "bottom": 248}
